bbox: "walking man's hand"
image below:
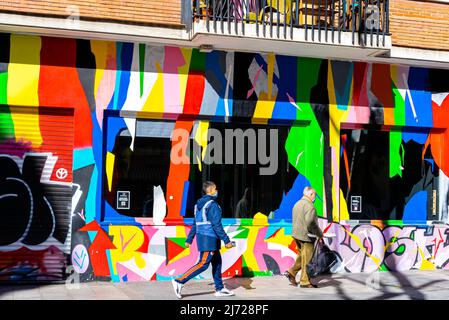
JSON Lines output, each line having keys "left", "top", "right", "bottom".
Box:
{"left": 225, "top": 242, "right": 233, "bottom": 249}
{"left": 185, "top": 242, "right": 190, "bottom": 248}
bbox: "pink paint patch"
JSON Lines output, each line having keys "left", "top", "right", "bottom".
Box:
{"left": 116, "top": 263, "right": 148, "bottom": 282}
{"left": 363, "top": 238, "right": 373, "bottom": 254}
{"left": 141, "top": 226, "right": 160, "bottom": 243}
{"left": 247, "top": 65, "right": 263, "bottom": 99}
{"left": 95, "top": 56, "right": 117, "bottom": 129}
{"left": 156, "top": 236, "right": 201, "bottom": 277}
{"left": 0, "top": 140, "right": 33, "bottom": 157}
{"left": 163, "top": 47, "right": 185, "bottom": 115}
{"left": 331, "top": 147, "right": 339, "bottom": 218}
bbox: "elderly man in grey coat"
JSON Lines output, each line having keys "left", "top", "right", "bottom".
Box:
{"left": 284, "top": 186, "right": 323, "bottom": 288}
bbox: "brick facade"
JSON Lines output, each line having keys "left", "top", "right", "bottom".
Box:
{"left": 1, "top": 0, "right": 449, "bottom": 51}
{"left": 390, "top": 0, "right": 449, "bottom": 51}
{"left": 0, "top": 0, "right": 183, "bottom": 28}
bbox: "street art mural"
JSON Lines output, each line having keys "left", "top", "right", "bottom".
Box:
{"left": 0, "top": 32, "right": 449, "bottom": 282}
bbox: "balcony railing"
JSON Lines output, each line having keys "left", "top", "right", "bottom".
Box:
{"left": 188, "top": 0, "right": 390, "bottom": 47}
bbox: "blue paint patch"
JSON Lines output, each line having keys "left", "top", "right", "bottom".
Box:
{"left": 402, "top": 130, "right": 429, "bottom": 145}
{"left": 273, "top": 173, "right": 311, "bottom": 219}
{"left": 424, "top": 158, "right": 435, "bottom": 172}
{"left": 403, "top": 68, "right": 432, "bottom": 132}
{"left": 122, "top": 274, "right": 128, "bottom": 282}
{"left": 265, "top": 226, "right": 280, "bottom": 239}
{"left": 107, "top": 250, "right": 120, "bottom": 283}
{"left": 403, "top": 191, "right": 427, "bottom": 223}
{"left": 270, "top": 55, "right": 297, "bottom": 123}
{"left": 73, "top": 148, "right": 95, "bottom": 170}
{"left": 85, "top": 165, "right": 98, "bottom": 226}
{"left": 91, "top": 111, "right": 105, "bottom": 223}
{"left": 106, "top": 116, "right": 127, "bottom": 152}
{"left": 205, "top": 51, "right": 229, "bottom": 118}
{"left": 108, "top": 42, "right": 133, "bottom": 110}
{"left": 180, "top": 181, "right": 190, "bottom": 217}
{"left": 333, "top": 62, "right": 353, "bottom": 109}
{"left": 103, "top": 201, "right": 139, "bottom": 224}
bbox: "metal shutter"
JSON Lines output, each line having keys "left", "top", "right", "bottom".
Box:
{"left": 0, "top": 106, "right": 74, "bottom": 282}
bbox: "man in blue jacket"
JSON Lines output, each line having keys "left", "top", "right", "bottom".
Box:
{"left": 171, "top": 181, "right": 235, "bottom": 299}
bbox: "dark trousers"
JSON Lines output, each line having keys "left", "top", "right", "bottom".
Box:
{"left": 175, "top": 250, "right": 224, "bottom": 291}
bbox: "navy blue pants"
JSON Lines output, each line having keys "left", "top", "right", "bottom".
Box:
{"left": 175, "top": 250, "right": 224, "bottom": 291}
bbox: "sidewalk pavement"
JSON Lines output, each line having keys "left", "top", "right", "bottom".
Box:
{"left": 1, "top": 269, "right": 449, "bottom": 300}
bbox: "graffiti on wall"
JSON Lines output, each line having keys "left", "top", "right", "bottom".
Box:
{"left": 73, "top": 215, "right": 449, "bottom": 282}
{"left": 1, "top": 32, "right": 449, "bottom": 281}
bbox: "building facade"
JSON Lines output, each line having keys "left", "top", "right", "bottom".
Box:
{"left": 0, "top": 0, "right": 448, "bottom": 283}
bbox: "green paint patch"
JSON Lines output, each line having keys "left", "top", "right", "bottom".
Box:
{"left": 396, "top": 244, "right": 405, "bottom": 255}
{"left": 285, "top": 58, "right": 325, "bottom": 217}
{"left": 169, "top": 237, "right": 187, "bottom": 248}
{"left": 238, "top": 218, "right": 253, "bottom": 226}
{"left": 383, "top": 220, "right": 404, "bottom": 226}
{"left": 379, "top": 264, "right": 389, "bottom": 272}
{"left": 233, "top": 227, "right": 250, "bottom": 239}
{"left": 0, "top": 72, "right": 14, "bottom": 139}
{"left": 189, "top": 49, "right": 206, "bottom": 72}
{"left": 139, "top": 44, "right": 145, "bottom": 98}
{"left": 389, "top": 131, "right": 404, "bottom": 178}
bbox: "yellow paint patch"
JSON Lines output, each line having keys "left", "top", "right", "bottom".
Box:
{"left": 8, "top": 35, "right": 42, "bottom": 147}
{"left": 252, "top": 212, "right": 269, "bottom": 226}
{"left": 141, "top": 62, "right": 164, "bottom": 117}
{"left": 194, "top": 120, "right": 210, "bottom": 171}
{"left": 418, "top": 247, "right": 436, "bottom": 270}
{"left": 109, "top": 226, "right": 146, "bottom": 275}
{"left": 265, "top": 228, "right": 291, "bottom": 247}
{"left": 252, "top": 95, "right": 276, "bottom": 124}
{"left": 343, "top": 228, "right": 382, "bottom": 267}
{"left": 242, "top": 226, "right": 263, "bottom": 271}
{"left": 90, "top": 40, "right": 109, "bottom": 99}
{"left": 339, "top": 189, "right": 349, "bottom": 220}
{"left": 8, "top": 34, "right": 41, "bottom": 107}
{"left": 252, "top": 54, "right": 277, "bottom": 124}
{"left": 106, "top": 152, "right": 115, "bottom": 192}
{"left": 178, "top": 48, "right": 192, "bottom": 107}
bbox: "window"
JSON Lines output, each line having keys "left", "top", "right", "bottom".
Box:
{"left": 104, "top": 119, "right": 173, "bottom": 218}
{"left": 104, "top": 117, "right": 297, "bottom": 219}
{"left": 185, "top": 121, "right": 297, "bottom": 219}
{"left": 340, "top": 128, "right": 439, "bottom": 221}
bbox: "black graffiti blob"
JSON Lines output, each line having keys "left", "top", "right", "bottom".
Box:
{"left": 0, "top": 155, "right": 60, "bottom": 246}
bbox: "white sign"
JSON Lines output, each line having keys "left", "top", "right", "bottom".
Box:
{"left": 351, "top": 196, "right": 362, "bottom": 213}
{"left": 117, "top": 191, "right": 130, "bottom": 210}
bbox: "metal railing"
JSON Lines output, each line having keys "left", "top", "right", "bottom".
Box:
{"left": 188, "top": 0, "right": 390, "bottom": 46}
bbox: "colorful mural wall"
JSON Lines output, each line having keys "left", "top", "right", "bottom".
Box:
{"left": 0, "top": 32, "right": 449, "bottom": 282}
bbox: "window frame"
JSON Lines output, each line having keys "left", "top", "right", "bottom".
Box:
{"left": 100, "top": 111, "right": 310, "bottom": 226}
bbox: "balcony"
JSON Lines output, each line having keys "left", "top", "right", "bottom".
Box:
{"left": 185, "top": 0, "right": 392, "bottom": 59}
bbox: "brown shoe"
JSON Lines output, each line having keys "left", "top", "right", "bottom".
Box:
{"left": 300, "top": 283, "right": 318, "bottom": 288}
{"left": 283, "top": 271, "right": 298, "bottom": 286}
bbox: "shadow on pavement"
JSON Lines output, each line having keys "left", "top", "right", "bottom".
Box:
{"left": 223, "top": 277, "right": 256, "bottom": 290}
{"left": 313, "top": 271, "right": 446, "bottom": 300}
{"left": 180, "top": 290, "right": 216, "bottom": 299}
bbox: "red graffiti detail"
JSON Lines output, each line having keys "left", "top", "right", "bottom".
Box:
{"left": 38, "top": 37, "right": 92, "bottom": 150}
{"left": 428, "top": 95, "right": 449, "bottom": 177}
{"left": 79, "top": 220, "right": 116, "bottom": 277}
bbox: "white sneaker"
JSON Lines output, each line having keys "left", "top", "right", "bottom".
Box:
{"left": 214, "top": 287, "right": 235, "bottom": 297}
{"left": 171, "top": 279, "right": 183, "bottom": 299}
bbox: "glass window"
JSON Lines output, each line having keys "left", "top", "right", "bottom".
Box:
{"left": 340, "top": 128, "right": 439, "bottom": 221}
{"left": 104, "top": 117, "right": 297, "bottom": 219}
{"left": 185, "top": 121, "right": 297, "bottom": 219}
